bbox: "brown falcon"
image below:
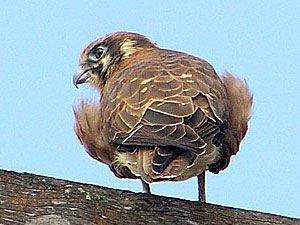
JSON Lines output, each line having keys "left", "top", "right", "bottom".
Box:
{"left": 73, "top": 32, "right": 253, "bottom": 202}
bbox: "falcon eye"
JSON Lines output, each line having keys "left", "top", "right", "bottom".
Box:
{"left": 90, "top": 46, "right": 105, "bottom": 61}
{"left": 95, "top": 47, "right": 104, "bottom": 59}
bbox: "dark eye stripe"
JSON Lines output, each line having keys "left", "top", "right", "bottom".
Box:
{"left": 90, "top": 44, "right": 103, "bottom": 53}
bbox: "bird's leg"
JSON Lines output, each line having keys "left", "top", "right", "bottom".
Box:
{"left": 198, "top": 172, "right": 206, "bottom": 203}
{"left": 141, "top": 180, "right": 151, "bottom": 194}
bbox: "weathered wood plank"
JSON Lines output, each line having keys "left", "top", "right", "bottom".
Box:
{"left": 0, "top": 170, "right": 299, "bottom": 225}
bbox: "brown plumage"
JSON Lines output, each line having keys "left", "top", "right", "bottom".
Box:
{"left": 73, "top": 32, "right": 253, "bottom": 202}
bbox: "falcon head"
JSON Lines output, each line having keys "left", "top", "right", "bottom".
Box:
{"left": 73, "top": 32, "right": 158, "bottom": 91}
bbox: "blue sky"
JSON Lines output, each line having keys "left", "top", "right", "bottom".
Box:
{"left": 1, "top": 1, "right": 299, "bottom": 218}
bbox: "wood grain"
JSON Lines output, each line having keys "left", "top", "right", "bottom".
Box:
{"left": 0, "top": 170, "right": 298, "bottom": 225}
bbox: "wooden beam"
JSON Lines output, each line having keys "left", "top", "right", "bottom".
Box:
{"left": 0, "top": 170, "right": 298, "bottom": 225}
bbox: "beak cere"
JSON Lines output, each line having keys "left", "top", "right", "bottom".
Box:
{"left": 73, "top": 65, "right": 90, "bottom": 88}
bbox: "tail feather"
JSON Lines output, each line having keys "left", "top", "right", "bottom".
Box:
{"left": 152, "top": 147, "right": 181, "bottom": 174}
{"left": 136, "top": 146, "right": 191, "bottom": 183}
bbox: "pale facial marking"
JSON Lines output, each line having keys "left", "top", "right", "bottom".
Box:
{"left": 120, "top": 40, "right": 138, "bottom": 57}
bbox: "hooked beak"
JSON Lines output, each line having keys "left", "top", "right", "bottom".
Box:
{"left": 73, "top": 65, "right": 91, "bottom": 88}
